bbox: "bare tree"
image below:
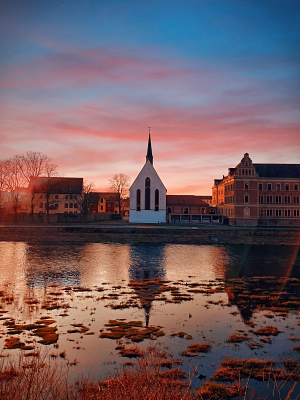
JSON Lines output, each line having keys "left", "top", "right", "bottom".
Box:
{"left": 19, "top": 151, "right": 58, "bottom": 184}
{"left": 108, "top": 173, "right": 131, "bottom": 215}
{"left": 76, "top": 181, "right": 95, "bottom": 222}
{"left": 0, "top": 160, "right": 10, "bottom": 208}
{"left": 5, "top": 156, "right": 27, "bottom": 222}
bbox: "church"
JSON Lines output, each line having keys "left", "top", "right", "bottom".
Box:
{"left": 129, "top": 134, "right": 167, "bottom": 223}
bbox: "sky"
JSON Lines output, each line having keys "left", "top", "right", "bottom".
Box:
{"left": 1, "top": 0, "right": 299, "bottom": 195}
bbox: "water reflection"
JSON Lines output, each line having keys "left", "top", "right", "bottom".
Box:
{"left": 223, "top": 245, "right": 300, "bottom": 323}
{"left": 128, "top": 244, "right": 166, "bottom": 280}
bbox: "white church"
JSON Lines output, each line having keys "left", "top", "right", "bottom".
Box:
{"left": 129, "top": 134, "right": 167, "bottom": 223}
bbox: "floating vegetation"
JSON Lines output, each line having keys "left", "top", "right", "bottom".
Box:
{"left": 252, "top": 326, "right": 281, "bottom": 336}
{"left": 226, "top": 332, "right": 248, "bottom": 343}
{"left": 99, "top": 319, "right": 164, "bottom": 342}
{"left": 212, "top": 356, "right": 300, "bottom": 382}
{"left": 180, "top": 343, "right": 211, "bottom": 357}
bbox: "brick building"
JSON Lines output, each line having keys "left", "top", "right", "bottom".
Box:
{"left": 212, "top": 153, "right": 300, "bottom": 226}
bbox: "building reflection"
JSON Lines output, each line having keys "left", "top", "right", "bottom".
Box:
{"left": 128, "top": 244, "right": 166, "bottom": 326}
{"left": 223, "top": 245, "right": 300, "bottom": 323}
{"left": 24, "top": 243, "right": 83, "bottom": 288}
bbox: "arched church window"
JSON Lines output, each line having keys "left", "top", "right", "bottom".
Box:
{"left": 136, "top": 189, "right": 141, "bottom": 211}
{"left": 155, "top": 189, "right": 159, "bottom": 211}
{"left": 145, "top": 177, "right": 150, "bottom": 210}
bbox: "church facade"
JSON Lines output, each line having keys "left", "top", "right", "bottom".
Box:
{"left": 129, "top": 134, "right": 167, "bottom": 223}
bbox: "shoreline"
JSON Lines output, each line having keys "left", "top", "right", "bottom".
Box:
{"left": 0, "top": 223, "right": 299, "bottom": 245}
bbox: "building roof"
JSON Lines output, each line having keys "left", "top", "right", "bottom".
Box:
{"left": 253, "top": 164, "right": 300, "bottom": 179}
{"left": 89, "top": 192, "right": 119, "bottom": 202}
{"left": 28, "top": 177, "right": 83, "bottom": 194}
{"left": 166, "top": 195, "right": 209, "bottom": 206}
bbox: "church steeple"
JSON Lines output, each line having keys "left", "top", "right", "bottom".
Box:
{"left": 146, "top": 128, "right": 153, "bottom": 165}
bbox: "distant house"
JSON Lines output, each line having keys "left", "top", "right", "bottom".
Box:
{"left": 88, "top": 192, "right": 120, "bottom": 214}
{"left": 129, "top": 134, "right": 167, "bottom": 223}
{"left": 166, "top": 195, "right": 214, "bottom": 223}
{"left": 28, "top": 177, "right": 83, "bottom": 215}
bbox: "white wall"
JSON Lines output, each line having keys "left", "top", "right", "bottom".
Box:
{"left": 129, "top": 160, "right": 166, "bottom": 224}
{"left": 129, "top": 210, "right": 166, "bottom": 223}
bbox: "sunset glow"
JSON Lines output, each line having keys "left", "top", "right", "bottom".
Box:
{"left": 1, "top": 0, "right": 299, "bottom": 194}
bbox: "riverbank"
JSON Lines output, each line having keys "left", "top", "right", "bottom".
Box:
{"left": 0, "top": 223, "right": 299, "bottom": 245}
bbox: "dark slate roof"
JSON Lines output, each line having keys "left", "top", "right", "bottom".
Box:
{"left": 28, "top": 177, "right": 83, "bottom": 194}
{"left": 254, "top": 164, "right": 300, "bottom": 179}
{"left": 167, "top": 195, "right": 209, "bottom": 206}
{"left": 146, "top": 133, "right": 153, "bottom": 165}
{"left": 89, "top": 192, "right": 119, "bottom": 202}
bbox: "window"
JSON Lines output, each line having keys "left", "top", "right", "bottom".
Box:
{"left": 294, "top": 196, "right": 299, "bottom": 204}
{"left": 244, "top": 195, "right": 249, "bottom": 203}
{"left": 266, "top": 195, "right": 273, "bottom": 203}
{"left": 276, "top": 183, "right": 280, "bottom": 191}
{"left": 259, "top": 184, "right": 263, "bottom": 191}
{"left": 266, "top": 209, "right": 273, "bottom": 217}
{"left": 145, "top": 178, "right": 150, "bottom": 210}
{"left": 285, "top": 196, "right": 291, "bottom": 204}
{"left": 136, "top": 189, "right": 141, "bottom": 211}
{"left": 267, "top": 183, "right": 272, "bottom": 191}
{"left": 55, "top": 203, "right": 58, "bottom": 208}
{"left": 184, "top": 207, "right": 189, "bottom": 214}
{"left": 65, "top": 203, "right": 68, "bottom": 208}
{"left": 245, "top": 183, "right": 249, "bottom": 190}
{"left": 74, "top": 203, "right": 78, "bottom": 208}
{"left": 167, "top": 207, "right": 171, "bottom": 214}
{"left": 285, "top": 184, "right": 289, "bottom": 191}
{"left": 70, "top": 195, "right": 73, "bottom": 200}
{"left": 100, "top": 205, "right": 103, "bottom": 210}
{"left": 275, "top": 195, "right": 281, "bottom": 204}
{"left": 65, "top": 195, "right": 68, "bottom": 199}
{"left": 55, "top": 195, "right": 59, "bottom": 199}
{"left": 284, "top": 209, "right": 291, "bottom": 217}
{"left": 244, "top": 207, "right": 250, "bottom": 218}
{"left": 69, "top": 203, "right": 73, "bottom": 208}
{"left": 275, "top": 209, "right": 282, "bottom": 217}
{"left": 100, "top": 198, "right": 104, "bottom": 203}
{"left": 295, "top": 184, "right": 299, "bottom": 191}
{"left": 294, "top": 210, "right": 300, "bottom": 217}
{"left": 155, "top": 189, "right": 159, "bottom": 211}
{"left": 259, "top": 195, "right": 264, "bottom": 203}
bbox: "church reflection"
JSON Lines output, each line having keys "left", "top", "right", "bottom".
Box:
{"left": 128, "top": 244, "right": 166, "bottom": 326}
{"left": 223, "top": 245, "right": 300, "bottom": 323}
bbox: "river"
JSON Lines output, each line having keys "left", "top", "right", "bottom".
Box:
{"left": 0, "top": 242, "right": 300, "bottom": 398}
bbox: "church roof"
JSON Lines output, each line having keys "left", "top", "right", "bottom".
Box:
{"left": 146, "top": 133, "right": 153, "bottom": 165}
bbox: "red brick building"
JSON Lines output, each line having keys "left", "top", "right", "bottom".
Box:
{"left": 212, "top": 153, "right": 300, "bottom": 226}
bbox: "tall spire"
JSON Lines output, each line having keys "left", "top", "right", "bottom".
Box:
{"left": 146, "top": 127, "right": 153, "bottom": 165}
